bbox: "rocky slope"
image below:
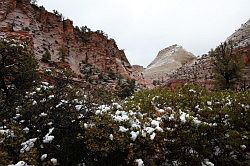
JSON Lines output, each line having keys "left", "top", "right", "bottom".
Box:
{"left": 165, "top": 55, "right": 214, "bottom": 89}
{"left": 143, "top": 44, "right": 196, "bottom": 82}
{"left": 131, "top": 65, "right": 144, "bottom": 81}
{"left": 0, "top": 0, "right": 133, "bottom": 81}
{"left": 131, "top": 65, "right": 149, "bottom": 87}
{"left": 227, "top": 19, "right": 250, "bottom": 47}
{"left": 165, "top": 19, "right": 250, "bottom": 90}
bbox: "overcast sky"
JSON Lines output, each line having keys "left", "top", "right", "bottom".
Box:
{"left": 38, "top": 0, "right": 250, "bottom": 67}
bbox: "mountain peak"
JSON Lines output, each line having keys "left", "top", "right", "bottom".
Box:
{"left": 143, "top": 45, "right": 196, "bottom": 82}
{"left": 157, "top": 44, "right": 182, "bottom": 57}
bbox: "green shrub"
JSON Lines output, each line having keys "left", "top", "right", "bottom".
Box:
{"left": 0, "top": 39, "right": 38, "bottom": 97}
{"left": 83, "top": 84, "right": 250, "bottom": 165}
{"left": 41, "top": 49, "right": 51, "bottom": 63}
{"left": 116, "top": 79, "right": 136, "bottom": 99}
{"left": 210, "top": 41, "right": 244, "bottom": 90}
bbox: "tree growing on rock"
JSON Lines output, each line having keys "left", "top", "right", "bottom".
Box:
{"left": 210, "top": 41, "right": 243, "bottom": 90}
{"left": 58, "top": 46, "right": 68, "bottom": 62}
{"left": 41, "top": 48, "right": 51, "bottom": 63}
{"left": 31, "top": 0, "right": 38, "bottom": 5}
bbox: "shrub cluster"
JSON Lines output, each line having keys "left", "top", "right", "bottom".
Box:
{"left": 83, "top": 85, "right": 250, "bottom": 165}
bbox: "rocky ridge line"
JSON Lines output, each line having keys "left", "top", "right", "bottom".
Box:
{"left": 143, "top": 44, "right": 196, "bottom": 83}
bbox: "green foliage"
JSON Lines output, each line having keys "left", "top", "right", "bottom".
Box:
{"left": 84, "top": 84, "right": 250, "bottom": 165}
{"left": 0, "top": 67, "right": 120, "bottom": 165}
{"left": 0, "top": 49, "right": 249, "bottom": 166}
{"left": 75, "top": 26, "right": 91, "bottom": 43}
{"left": 80, "top": 26, "right": 91, "bottom": 33}
{"left": 79, "top": 63, "right": 120, "bottom": 85}
{"left": 210, "top": 41, "right": 244, "bottom": 90}
{"left": 0, "top": 39, "right": 38, "bottom": 98}
{"left": 41, "top": 49, "right": 51, "bottom": 63}
{"left": 116, "top": 79, "right": 136, "bottom": 99}
{"left": 107, "top": 69, "right": 116, "bottom": 80}
{"left": 58, "top": 46, "right": 67, "bottom": 62}
{"left": 0, "top": 80, "right": 88, "bottom": 165}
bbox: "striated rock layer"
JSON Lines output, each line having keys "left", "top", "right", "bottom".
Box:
{"left": 0, "top": 0, "right": 133, "bottom": 80}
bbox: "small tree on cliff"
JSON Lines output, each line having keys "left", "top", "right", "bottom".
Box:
{"left": 41, "top": 48, "right": 51, "bottom": 63}
{"left": 58, "top": 46, "right": 68, "bottom": 62}
{"left": 210, "top": 41, "right": 243, "bottom": 90}
{"left": 31, "top": 0, "right": 38, "bottom": 5}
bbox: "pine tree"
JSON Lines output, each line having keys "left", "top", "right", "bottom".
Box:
{"left": 58, "top": 46, "right": 67, "bottom": 62}
{"left": 41, "top": 48, "right": 51, "bottom": 63}
{"left": 31, "top": 0, "right": 38, "bottom": 5}
{"left": 0, "top": 39, "right": 38, "bottom": 98}
{"left": 210, "top": 41, "right": 243, "bottom": 90}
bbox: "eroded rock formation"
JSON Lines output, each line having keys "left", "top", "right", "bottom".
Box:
{"left": 0, "top": 0, "right": 133, "bottom": 81}
{"left": 143, "top": 44, "right": 196, "bottom": 83}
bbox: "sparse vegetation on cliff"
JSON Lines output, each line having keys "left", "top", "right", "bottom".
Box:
{"left": 41, "top": 48, "right": 51, "bottom": 63}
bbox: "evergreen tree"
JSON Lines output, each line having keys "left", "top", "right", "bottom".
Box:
{"left": 210, "top": 41, "right": 243, "bottom": 90}
{"left": 0, "top": 39, "right": 38, "bottom": 98}
{"left": 116, "top": 79, "right": 135, "bottom": 99}
{"left": 41, "top": 48, "right": 51, "bottom": 63}
{"left": 58, "top": 46, "right": 67, "bottom": 62}
{"left": 31, "top": 0, "right": 38, "bottom": 5}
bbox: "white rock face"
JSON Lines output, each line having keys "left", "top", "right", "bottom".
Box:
{"left": 143, "top": 44, "right": 196, "bottom": 81}
{"left": 227, "top": 19, "right": 250, "bottom": 47}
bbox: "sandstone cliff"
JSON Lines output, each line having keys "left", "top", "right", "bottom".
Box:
{"left": 0, "top": 0, "right": 133, "bottom": 81}
{"left": 143, "top": 44, "right": 196, "bottom": 82}
{"left": 130, "top": 65, "right": 149, "bottom": 87}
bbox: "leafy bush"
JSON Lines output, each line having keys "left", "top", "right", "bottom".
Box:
{"left": 116, "top": 79, "right": 136, "bottom": 99}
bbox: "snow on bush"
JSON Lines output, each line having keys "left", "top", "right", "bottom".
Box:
{"left": 20, "top": 138, "right": 37, "bottom": 153}
{"left": 1, "top": 82, "right": 249, "bottom": 165}
{"left": 82, "top": 84, "right": 250, "bottom": 165}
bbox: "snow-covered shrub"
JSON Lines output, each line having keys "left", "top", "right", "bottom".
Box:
{"left": 0, "top": 75, "right": 112, "bottom": 165}
{"left": 83, "top": 84, "right": 250, "bottom": 165}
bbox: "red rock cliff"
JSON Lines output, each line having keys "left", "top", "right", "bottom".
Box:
{"left": 0, "top": 0, "right": 133, "bottom": 79}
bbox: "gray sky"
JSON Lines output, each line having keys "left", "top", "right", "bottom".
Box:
{"left": 38, "top": 0, "right": 250, "bottom": 67}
